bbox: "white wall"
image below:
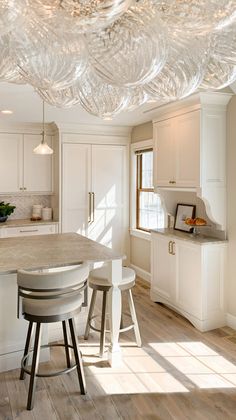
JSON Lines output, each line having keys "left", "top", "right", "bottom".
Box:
{"left": 130, "top": 122, "right": 153, "bottom": 276}
{"left": 227, "top": 96, "right": 236, "bottom": 318}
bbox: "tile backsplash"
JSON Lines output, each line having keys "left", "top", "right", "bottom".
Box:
{"left": 0, "top": 195, "right": 51, "bottom": 220}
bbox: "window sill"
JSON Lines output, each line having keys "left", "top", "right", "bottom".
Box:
{"left": 130, "top": 228, "right": 151, "bottom": 241}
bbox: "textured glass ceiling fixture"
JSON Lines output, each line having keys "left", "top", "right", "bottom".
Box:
{"left": 0, "top": 0, "right": 236, "bottom": 119}
{"left": 33, "top": 101, "right": 53, "bottom": 155}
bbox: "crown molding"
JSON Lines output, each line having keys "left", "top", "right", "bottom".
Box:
{"left": 152, "top": 91, "right": 233, "bottom": 123}
{"left": 54, "top": 122, "right": 132, "bottom": 138}
{"left": 0, "top": 121, "right": 56, "bottom": 135}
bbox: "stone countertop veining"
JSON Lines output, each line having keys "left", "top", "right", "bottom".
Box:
{"left": 151, "top": 228, "right": 227, "bottom": 245}
{"left": 0, "top": 219, "right": 59, "bottom": 228}
{"left": 0, "top": 232, "right": 124, "bottom": 274}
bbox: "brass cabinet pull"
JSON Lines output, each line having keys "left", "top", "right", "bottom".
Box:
{"left": 169, "top": 180, "right": 176, "bottom": 185}
{"left": 91, "top": 192, "right": 95, "bottom": 223}
{"left": 172, "top": 241, "right": 176, "bottom": 255}
{"left": 19, "top": 187, "right": 24, "bottom": 190}
{"left": 168, "top": 241, "right": 173, "bottom": 254}
{"left": 88, "top": 192, "right": 92, "bottom": 223}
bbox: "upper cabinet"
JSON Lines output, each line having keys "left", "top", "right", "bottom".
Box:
{"left": 153, "top": 92, "right": 232, "bottom": 230}
{"left": 0, "top": 131, "right": 53, "bottom": 194}
{"left": 154, "top": 110, "right": 200, "bottom": 188}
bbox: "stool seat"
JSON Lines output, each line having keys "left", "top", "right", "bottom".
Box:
{"left": 23, "top": 293, "right": 83, "bottom": 318}
{"left": 89, "top": 266, "right": 135, "bottom": 291}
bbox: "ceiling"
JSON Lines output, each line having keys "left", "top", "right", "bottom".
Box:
{"left": 0, "top": 82, "right": 235, "bottom": 129}
{"left": 0, "top": 82, "right": 162, "bottom": 128}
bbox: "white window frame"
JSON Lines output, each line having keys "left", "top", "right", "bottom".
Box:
{"left": 130, "top": 139, "right": 153, "bottom": 241}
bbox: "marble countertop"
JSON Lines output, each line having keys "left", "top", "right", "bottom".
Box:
{"left": 0, "top": 219, "right": 59, "bottom": 228}
{"left": 0, "top": 233, "right": 123, "bottom": 274}
{"left": 151, "top": 228, "right": 227, "bottom": 245}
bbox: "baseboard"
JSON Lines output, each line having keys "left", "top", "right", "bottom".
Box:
{"left": 226, "top": 313, "right": 236, "bottom": 330}
{"left": 130, "top": 264, "right": 151, "bottom": 283}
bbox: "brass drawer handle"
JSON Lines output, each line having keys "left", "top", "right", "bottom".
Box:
{"left": 19, "top": 229, "right": 38, "bottom": 233}
{"left": 168, "top": 241, "right": 173, "bottom": 254}
{"left": 172, "top": 241, "right": 176, "bottom": 255}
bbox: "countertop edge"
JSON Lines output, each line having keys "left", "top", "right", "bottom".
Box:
{"left": 151, "top": 228, "right": 228, "bottom": 245}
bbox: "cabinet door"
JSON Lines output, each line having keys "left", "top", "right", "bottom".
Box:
{"left": 62, "top": 143, "right": 91, "bottom": 235}
{"left": 151, "top": 234, "right": 175, "bottom": 301}
{"left": 153, "top": 120, "right": 175, "bottom": 187}
{"left": 23, "top": 134, "right": 53, "bottom": 192}
{"left": 0, "top": 133, "right": 23, "bottom": 193}
{"left": 174, "top": 111, "right": 200, "bottom": 187}
{"left": 89, "top": 145, "right": 127, "bottom": 253}
{"left": 175, "top": 240, "right": 202, "bottom": 319}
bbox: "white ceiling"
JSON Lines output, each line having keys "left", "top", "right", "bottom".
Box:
{"left": 0, "top": 82, "right": 162, "bottom": 128}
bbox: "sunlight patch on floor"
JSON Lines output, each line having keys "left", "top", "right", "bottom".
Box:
{"left": 149, "top": 341, "right": 236, "bottom": 389}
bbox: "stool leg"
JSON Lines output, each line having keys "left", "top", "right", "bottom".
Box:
{"left": 84, "top": 289, "right": 97, "bottom": 340}
{"left": 20, "top": 321, "right": 33, "bottom": 380}
{"left": 27, "top": 322, "right": 42, "bottom": 410}
{"left": 100, "top": 291, "right": 108, "bottom": 358}
{"left": 128, "top": 290, "right": 142, "bottom": 347}
{"left": 62, "top": 320, "right": 71, "bottom": 368}
{"left": 69, "top": 318, "right": 86, "bottom": 395}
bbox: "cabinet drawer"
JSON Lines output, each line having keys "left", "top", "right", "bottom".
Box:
{"left": 4, "top": 224, "right": 57, "bottom": 238}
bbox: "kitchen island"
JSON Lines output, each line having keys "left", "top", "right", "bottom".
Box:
{"left": 0, "top": 233, "right": 124, "bottom": 371}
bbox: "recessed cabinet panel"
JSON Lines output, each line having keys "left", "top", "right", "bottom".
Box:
{"left": 0, "top": 133, "right": 23, "bottom": 193}
{"left": 90, "top": 145, "right": 126, "bottom": 253}
{"left": 175, "top": 111, "right": 200, "bottom": 187}
{"left": 151, "top": 234, "right": 175, "bottom": 301}
{"left": 154, "top": 120, "right": 175, "bottom": 186}
{"left": 175, "top": 241, "right": 202, "bottom": 319}
{"left": 62, "top": 143, "right": 91, "bottom": 236}
{"left": 23, "top": 134, "right": 53, "bottom": 192}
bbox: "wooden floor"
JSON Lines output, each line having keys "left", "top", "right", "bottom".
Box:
{"left": 2, "top": 279, "right": 236, "bottom": 419}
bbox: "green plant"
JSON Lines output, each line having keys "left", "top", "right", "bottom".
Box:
{"left": 0, "top": 201, "right": 16, "bottom": 217}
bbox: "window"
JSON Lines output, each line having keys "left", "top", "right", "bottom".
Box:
{"left": 136, "top": 148, "right": 164, "bottom": 232}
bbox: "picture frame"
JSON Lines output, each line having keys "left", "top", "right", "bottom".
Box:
{"left": 174, "top": 203, "right": 196, "bottom": 233}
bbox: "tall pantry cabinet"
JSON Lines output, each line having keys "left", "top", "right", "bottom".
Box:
{"left": 61, "top": 129, "right": 129, "bottom": 256}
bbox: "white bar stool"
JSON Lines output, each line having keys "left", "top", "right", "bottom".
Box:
{"left": 17, "top": 263, "right": 89, "bottom": 410}
{"left": 84, "top": 266, "right": 141, "bottom": 357}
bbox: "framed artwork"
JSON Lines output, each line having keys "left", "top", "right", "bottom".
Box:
{"left": 174, "top": 203, "right": 196, "bottom": 232}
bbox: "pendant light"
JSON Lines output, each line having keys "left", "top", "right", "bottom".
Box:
{"left": 33, "top": 100, "right": 53, "bottom": 155}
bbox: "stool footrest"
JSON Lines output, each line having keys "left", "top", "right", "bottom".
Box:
{"left": 21, "top": 343, "right": 80, "bottom": 378}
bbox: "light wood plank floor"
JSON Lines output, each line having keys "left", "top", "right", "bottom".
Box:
{"left": 1, "top": 279, "right": 236, "bottom": 419}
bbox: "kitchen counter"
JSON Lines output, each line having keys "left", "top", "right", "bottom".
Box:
{"left": 0, "top": 232, "right": 123, "bottom": 274}
{"left": 0, "top": 218, "right": 59, "bottom": 228}
{"left": 0, "top": 232, "right": 124, "bottom": 371}
{"left": 151, "top": 228, "right": 227, "bottom": 245}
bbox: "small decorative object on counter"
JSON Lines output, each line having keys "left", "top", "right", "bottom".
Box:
{"left": 0, "top": 201, "right": 16, "bottom": 223}
{"left": 42, "top": 207, "right": 52, "bottom": 221}
{"left": 31, "top": 204, "right": 43, "bottom": 221}
{"left": 185, "top": 217, "right": 209, "bottom": 235}
{"left": 174, "top": 203, "right": 196, "bottom": 233}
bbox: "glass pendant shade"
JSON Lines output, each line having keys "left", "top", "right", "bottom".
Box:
{"left": 87, "top": 0, "right": 168, "bottom": 88}
{"left": 34, "top": 101, "right": 53, "bottom": 155}
{"left": 11, "top": 20, "right": 88, "bottom": 90}
{"left": 28, "top": 0, "right": 133, "bottom": 33}
{"left": 0, "top": 35, "right": 25, "bottom": 83}
{"left": 126, "top": 87, "right": 148, "bottom": 111}
{"left": 36, "top": 86, "right": 80, "bottom": 108}
{"left": 154, "top": 0, "right": 236, "bottom": 34}
{"left": 201, "top": 60, "right": 236, "bottom": 90}
{"left": 0, "top": 0, "right": 24, "bottom": 36}
{"left": 75, "top": 67, "right": 130, "bottom": 119}
{"left": 211, "top": 24, "right": 236, "bottom": 66}
{"left": 144, "top": 35, "right": 209, "bottom": 101}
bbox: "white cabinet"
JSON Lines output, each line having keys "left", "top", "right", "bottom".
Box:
{"left": 0, "top": 133, "right": 53, "bottom": 194}
{"left": 62, "top": 143, "right": 128, "bottom": 254}
{"left": 153, "top": 110, "right": 200, "bottom": 188}
{"left": 1, "top": 223, "right": 58, "bottom": 238}
{"left": 151, "top": 231, "right": 226, "bottom": 331}
{"left": 153, "top": 92, "right": 232, "bottom": 229}
{"left": 0, "top": 133, "right": 23, "bottom": 193}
